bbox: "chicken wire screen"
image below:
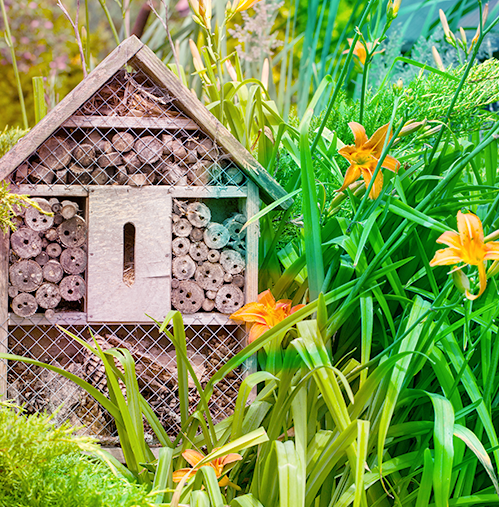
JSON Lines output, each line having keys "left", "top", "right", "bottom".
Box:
{"left": 10, "top": 67, "right": 246, "bottom": 189}
{"left": 4, "top": 318, "right": 246, "bottom": 444}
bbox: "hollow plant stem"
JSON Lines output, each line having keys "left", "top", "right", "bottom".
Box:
{"left": 359, "top": 60, "right": 369, "bottom": 123}
{"left": 98, "top": 0, "right": 120, "bottom": 45}
{"left": 0, "top": 0, "right": 28, "bottom": 129}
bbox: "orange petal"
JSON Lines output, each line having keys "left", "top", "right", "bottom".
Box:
{"left": 275, "top": 299, "right": 292, "bottom": 314}
{"left": 484, "top": 240, "right": 499, "bottom": 260}
{"left": 466, "top": 261, "right": 487, "bottom": 300}
{"left": 172, "top": 468, "right": 196, "bottom": 482}
{"left": 348, "top": 122, "right": 369, "bottom": 148}
{"left": 336, "top": 164, "right": 361, "bottom": 193}
{"left": 436, "top": 231, "right": 461, "bottom": 249}
{"left": 429, "top": 247, "right": 463, "bottom": 266}
{"left": 221, "top": 453, "right": 243, "bottom": 466}
{"left": 354, "top": 43, "right": 367, "bottom": 65}
{"left": 364, "top": 123, "right": 390, "bottom": 156}
{"left": 380, "top": 154, "right": 400, "bottom": 173}
{"left": 182, "top": 449, "right": 205, "bottom": 467}
{"left": 457, "top": 211, "right": 485, "bottom": 264}
{"left": 338, "top": 146, "right": 357, "bottom": 165}
{"left": 249, "top": 323, "right": 270, "bottom": 343}
{"left": 218, "top": 476, "right": 230, "bottom": 487}
{"left": 457, "top": 210, "right": 484, "bottom": 244}
{"left": 258, "top": 289, "right": 276, "bottom": 308}
{"left": 290, "top": 304, "right": 306, "bottom": 314}
{"left": 230, "top": 302, "right": 268, "bottom": 324}
{"left": 361, "top": 167, "right": 383, "bottom": 199}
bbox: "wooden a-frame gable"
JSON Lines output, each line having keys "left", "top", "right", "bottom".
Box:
{"left": 0, "top": 35, "right": 289, "bottom": 207}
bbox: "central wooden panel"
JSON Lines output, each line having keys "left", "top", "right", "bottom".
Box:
{"left": 87, "top": 187, "right": 171, "bottom": 323}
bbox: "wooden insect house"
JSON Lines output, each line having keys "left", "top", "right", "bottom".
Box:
{"left": 0, "top": 36, "right": 288, "bottom": 442}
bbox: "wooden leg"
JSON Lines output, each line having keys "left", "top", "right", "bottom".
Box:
{"left": 0, "top": 230, "right": 10, "bottom": 397}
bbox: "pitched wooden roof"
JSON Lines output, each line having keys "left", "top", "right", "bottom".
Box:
{"left": 0, "top": 35, "right": 289, "bottom": 207}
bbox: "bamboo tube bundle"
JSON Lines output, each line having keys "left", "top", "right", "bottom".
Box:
{"left": 171, "top": 201, "right": 247, "bottom": 314}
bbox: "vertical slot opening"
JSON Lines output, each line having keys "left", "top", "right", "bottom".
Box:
{"left": 123, "top": 222, "right": 135, "bottom": 287}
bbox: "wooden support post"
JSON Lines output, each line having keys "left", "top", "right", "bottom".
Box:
{"left": 0, "top": 230, "right": 9, "bottom": 398}
{"left": 243, "top": 181, "right": 260, "bottom": 387}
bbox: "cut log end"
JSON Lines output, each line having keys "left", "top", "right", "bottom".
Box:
{"left": 11, "top": 293, "right": 38, "bottom": 317}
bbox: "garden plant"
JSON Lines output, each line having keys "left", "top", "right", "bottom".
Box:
{"left": 2, "top": 0, "right": 499, "bottom": 506}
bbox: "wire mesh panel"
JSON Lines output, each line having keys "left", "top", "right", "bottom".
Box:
{"left": 10, "top": 68, "right": 246, "bottom": 189}
{"left": 5, "top": 317, "right": 246, "bottom": 445}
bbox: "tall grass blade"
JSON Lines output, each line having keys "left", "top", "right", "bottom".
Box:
{"left": 299, "top": 108, "right": 324, "bottom": 300}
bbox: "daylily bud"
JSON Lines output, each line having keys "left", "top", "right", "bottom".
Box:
{"left": 452, "top": 269, "right": 470, "bottom": 294}
{"left": 459, "top": 27, "right": 467, "bottom": 46}
{"left": 198, "top": 0, "right": 212, "bottom": 30}
{"left": 81, "top": 26, "right": 87, "bottom": 47}
{"left": 393, "top": 78, "right": 403, "bottom": 93}
{"left": 471, "top": 2, "right": 489, "bottom": 48}
{"left": 188, "top": 0, "right": 200, "bottom": 16}
{"left": 261, "top": 58, "right": 269, "bottom": 90}
{"left": 225, "top": 59, "right": 238, "bottom": 81}
{"left": 439, "top": 9, "right": 455, "bottom": 44}
{"left": 398, "top": 119, "right": 426, "bottom": 137}
{"left": 432, "top": 46, "right": 445, "bottom": 71}
{"left": 189, "top": 39, "right": 205, "bottom": 74}
{"left": 387, "top": 0, "right": 401, "bottom": 21}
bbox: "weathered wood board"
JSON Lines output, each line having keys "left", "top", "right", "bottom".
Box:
{"left": 62, "top": 116, "right": 198, "bottom": 130}
{"left": 87, "top": 187, "right": 171, "bottom": 322}
{"left": 0, "top": 230, "right": 8, "bottom": 396}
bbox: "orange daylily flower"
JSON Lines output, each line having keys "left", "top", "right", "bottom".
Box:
{"left": 429, "top": 211, "right": 499, "bottom": 300}
{"left": 230, "top": 289, "right": 305, "bottom": 343}
{"left": 336, "top": 122, "right": 400, "bottom": 199}
{"left": 343, "top": 39, "right": 384, "bottom": 65}
{"left": 172, "top": 449, "right": 242, "bottom": 487}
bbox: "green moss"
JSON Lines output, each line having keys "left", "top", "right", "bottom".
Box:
{"left": 0, "top": 403, "right": 153, "bottom": 507}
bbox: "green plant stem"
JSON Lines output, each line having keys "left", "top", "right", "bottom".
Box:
{"left": 98, "top": 0, "right": 120, "bottom": 45}
{"left": 0, "top": 0, "right": 28, "bottom": 129}
{"left": 359, "top": 61, "right": 369, "bottom": 123}
{"left": 32, "top": 77, "right": 47, "bottom": 124}
{"left": 85, "top": 0, "right": 90, "bottom": 66}
{"left": 311, "top": 0, "right": 372, "bottom": 154}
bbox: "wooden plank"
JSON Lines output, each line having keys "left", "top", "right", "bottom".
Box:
{"left": 62, "top": 115, "right": 198, "bottom": 130}
{"left": 245, "top": 181, "right": 260, "bottom": 306}
{"left": 9, "top": 312, "right": 88, "bottom": 326}
{"left": 182, "top": 313, "right": 241, "bottom": 326}
{"left": 0, "top": 36, "right": 145, "bottom": 182}
{"left": 168, "top": 186, "right": 247, "bottom": 199}
{"left": 0, "top": 230, "right": 9, "bottom": 397}
{"left": 244, "top": 181, "right": 259, "bottom": 378}
{"left": 12, "top": 185, "right": 89, "bottom": 197}
{"left": 129, "top": 45, "right": 292, "bottom": 209}
{"left": 87, "top": 186, "right": 172, "bottom": 323}
{"left": 12, "top": 185, "right": 243, "bottom": 198}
